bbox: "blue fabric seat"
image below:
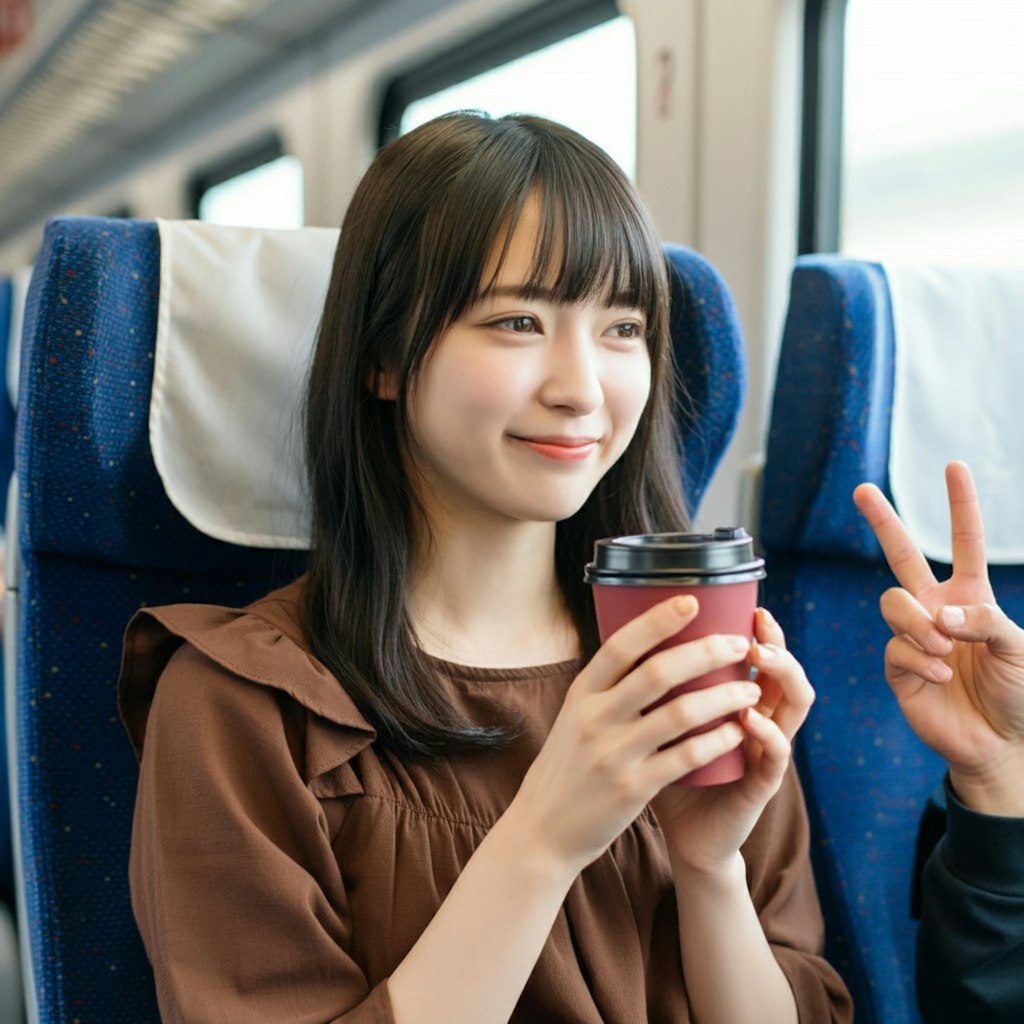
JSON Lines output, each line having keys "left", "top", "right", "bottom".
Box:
{"left": 10, "top": 217, "right": 746, "bottom": 1022}
{"left": 760, "top": 255, "right": 1024, "bottom": 1024}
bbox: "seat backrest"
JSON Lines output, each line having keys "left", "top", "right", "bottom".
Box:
{"left": 11, "top": 217, "right": 746, "bottom": 1022}
{"left": 760, "top": 256, "right": 1024, "bottom": 1024}
{"left": 663, "top": 242, "right": 746, "bottom": 517}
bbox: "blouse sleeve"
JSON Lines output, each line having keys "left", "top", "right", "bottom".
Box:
{"left": 741, "top": 763, "right": 854, "bottom": 1023}
{"left": 126, "top": 640, "right": 395, "bottom": 1024}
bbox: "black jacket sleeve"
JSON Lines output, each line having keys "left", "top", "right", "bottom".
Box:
{"left": 914, "top": 776, "right": 1024, "bottom": 1024}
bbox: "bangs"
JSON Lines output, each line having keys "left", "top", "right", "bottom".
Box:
{"left": 400, "top": 113, "right": 669, "bottom": 377}
{"left": 478, "top": 163, "right": 663, "bottom": 320}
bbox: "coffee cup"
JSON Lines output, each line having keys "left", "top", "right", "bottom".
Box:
{"left": 584, "top": 528, "right": 766, "bottom": 786}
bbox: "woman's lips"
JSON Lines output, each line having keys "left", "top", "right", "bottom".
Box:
{"left": 514, "top": 436, "right": 599, "bottom": 462}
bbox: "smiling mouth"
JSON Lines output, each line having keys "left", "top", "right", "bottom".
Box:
{"left": 512, "top": 436, "right": 600, "bottom": 462}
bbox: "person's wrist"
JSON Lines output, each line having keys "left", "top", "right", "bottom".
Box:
{"left": 491, "top": 800, "right": 583, "bottom": 892}
{"left": 666, "top": 846, "right": 747, "bottom": 895}
{"left": 948, "top": 749, "right": 1024, "bottom": 817}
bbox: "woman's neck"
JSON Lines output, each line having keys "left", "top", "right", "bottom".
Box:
{"left": 406, "top": 515, "right": 580, "bottom": 669}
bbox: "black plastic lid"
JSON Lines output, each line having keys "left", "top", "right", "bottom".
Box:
{"left": 584, "top": 528, "right": 766, "bottom": 585}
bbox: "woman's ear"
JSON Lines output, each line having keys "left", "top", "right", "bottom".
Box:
{"left": 365, "top": 366, "right": 398, "bottom": 401}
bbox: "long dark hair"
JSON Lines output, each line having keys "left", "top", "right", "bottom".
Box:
{"left": 303, "top": 112, "right": 689, "bottom": 758}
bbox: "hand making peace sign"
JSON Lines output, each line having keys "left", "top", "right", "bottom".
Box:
{"left": 853, "top": 462, "right": 1024, "bottom": 816}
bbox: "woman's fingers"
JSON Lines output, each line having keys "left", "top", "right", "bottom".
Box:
{"left": 853, "top": 481, "right": 938, "bottom": 598}
{"left": 608, "top": 632, "right": 750, "bottom": 717}
{"left": 581, "top": 595, "right": 700, "bottom": 695}
{"left": 754, "top": 606, "right": 786, "bottom": 649}
{"left": 645, "top": 718, "right": 746, "bottom": 789}
{"left": 629, "top": 680, "right": 760, "bottom": 753}
{"left": 738, "top": 707, "right": 792, "bottom": 784}
{"left": 747, "top": 640, "right": 815, "bottom": 741}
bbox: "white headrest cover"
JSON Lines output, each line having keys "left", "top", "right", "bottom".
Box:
{"left": 8, "top": 265, "right": 33, "bottom": 407}
{"left": 886, "top": 263, "right": 1024, "bottom": 564}
{"left": 152, "top": 219, "right": 339, "bottom": 548}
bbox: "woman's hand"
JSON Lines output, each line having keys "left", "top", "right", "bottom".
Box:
{"left": 650, "top": 607, "right": 815, "bottom": 877}
{"left": 853, "top": 461, "right": 1024, "bottom": 815}
{"left": 508, "top": 595, "right": 763, "bottom": 879}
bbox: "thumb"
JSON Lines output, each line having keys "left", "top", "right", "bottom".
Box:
{"left": 937, "top": 603, "right": 1024, "bottom": 656}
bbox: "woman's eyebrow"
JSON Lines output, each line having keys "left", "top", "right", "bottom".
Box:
{"left": 479, "top": 285, "right": 642, "bottom": 312}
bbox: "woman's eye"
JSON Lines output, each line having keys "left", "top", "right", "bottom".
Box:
{"left": 495, "top": 316, "right": 539, "bottom": 334}
{"left": 609, "top": 321, "right": 644, "bottom": 339}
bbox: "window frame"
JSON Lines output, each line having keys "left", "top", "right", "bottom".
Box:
{"left": 377, "top": 0, "right": 619, "bottom": 150}
{"left": 798, "top": 0, "right": 848, "bottom": 255}
{"left": 187, "top": 133, "right": 291, "bottom": 221}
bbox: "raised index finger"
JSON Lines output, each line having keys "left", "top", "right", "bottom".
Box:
{"left": 945, "top": 461, "right": 989, "bottom": 584}
{"left": 852, "top": 482, "right": 938, "bottom": 597}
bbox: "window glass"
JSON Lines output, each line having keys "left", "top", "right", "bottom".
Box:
{"left": 400, "top": 16, "right": 636, "bottom": 179}
{"left": 197, "top": 154, "right": 304, "bottom": 229}
{"left": 841, "top": 0, "right": 1024, "bottom": 263}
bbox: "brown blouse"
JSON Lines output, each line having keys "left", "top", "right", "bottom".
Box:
{"left": 118, "top": 577, "right": 852, "bottom": 1023}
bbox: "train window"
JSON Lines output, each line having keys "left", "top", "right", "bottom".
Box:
{"left": 190, "top": 136, "right": 304, "bottom": 229}
{"left": 380, "top": 2, "right": 634, "bottom": 178}
{"left": 102, "top": 205, "right": 134, "bottom": 220}
{"left": 841, "top": 0, "right": 1024, "bottom": 263}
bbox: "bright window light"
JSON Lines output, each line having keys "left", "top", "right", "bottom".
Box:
{"left": 198, "top": 155, "right": 304, "bottom": 229}
{"left": 401, "top": 16, "right": 637, "bottom": 180}
{"left": 842, "top": 0, "right": 1024, "bottom": 263}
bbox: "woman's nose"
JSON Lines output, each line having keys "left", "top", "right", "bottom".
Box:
{"left": 537, "top": 332, "right": 604, "bottom": 414}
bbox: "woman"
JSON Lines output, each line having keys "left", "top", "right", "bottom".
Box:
{"left": 120, "top": 112, "right": 852, "bottom": 1023}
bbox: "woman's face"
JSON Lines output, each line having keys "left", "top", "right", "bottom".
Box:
{"left": 402, "top": 196, "right": 652, "bottom": 528}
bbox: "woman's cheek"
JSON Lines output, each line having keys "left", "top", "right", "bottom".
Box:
{"left": 610, "top": 353, "right": 652, "bottom": 428}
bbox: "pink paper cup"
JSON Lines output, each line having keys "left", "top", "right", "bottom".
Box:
{"left": 585, "top": 529, "right": 766, "bottom": 787}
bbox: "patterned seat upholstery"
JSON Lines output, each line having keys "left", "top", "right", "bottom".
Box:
{"left": 760, "top": 256, "right": 1024, "bottom": 1024}
{"left": 663, "top": 242, "right": 746, "bottom": 517}
{"left": 10, "top": 217, "right": 745, "bottom": 1022}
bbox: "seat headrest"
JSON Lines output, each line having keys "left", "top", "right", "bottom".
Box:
{"left": 20, "top": 218, "right": 275, "bottom": 570}
{"left": 7, "top": 265, "right": 31, "bottom": 409}
{"left": 152, "top": 219, "right": 336, "bottom": 548}
{"left": 885, "top": 263, "right": 1024, "bottom": 564}
{"left": 762, "top": 257, "right": 1024, "bottom": 565}
{"left": 762, "top": 258, "right": 894, "bottom": 559}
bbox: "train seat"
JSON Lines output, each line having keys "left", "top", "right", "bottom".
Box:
{"left": 760, "top": 256, "right": 1024, "bottom": 1024}
{"left": 9, "top": 215, "right": 746, "bottom": 1022}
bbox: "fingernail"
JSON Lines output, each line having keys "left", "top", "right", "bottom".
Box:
{"left": 728, "top": 635, "right": 751, "bottom": 654}
{"left": 927, "top": 630, "right": 954, "bottom": 654}
{"left": 757, "top": 643, "right": 778, "bottom": 661}
{"left": 673, "top": 596, "right": 697, "bottom": 616}
{"left": 930, "top": 661, "right": 953, "bottom": 682}
{"left": 942, "top": 606, "right": 966, "bottom": 629}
